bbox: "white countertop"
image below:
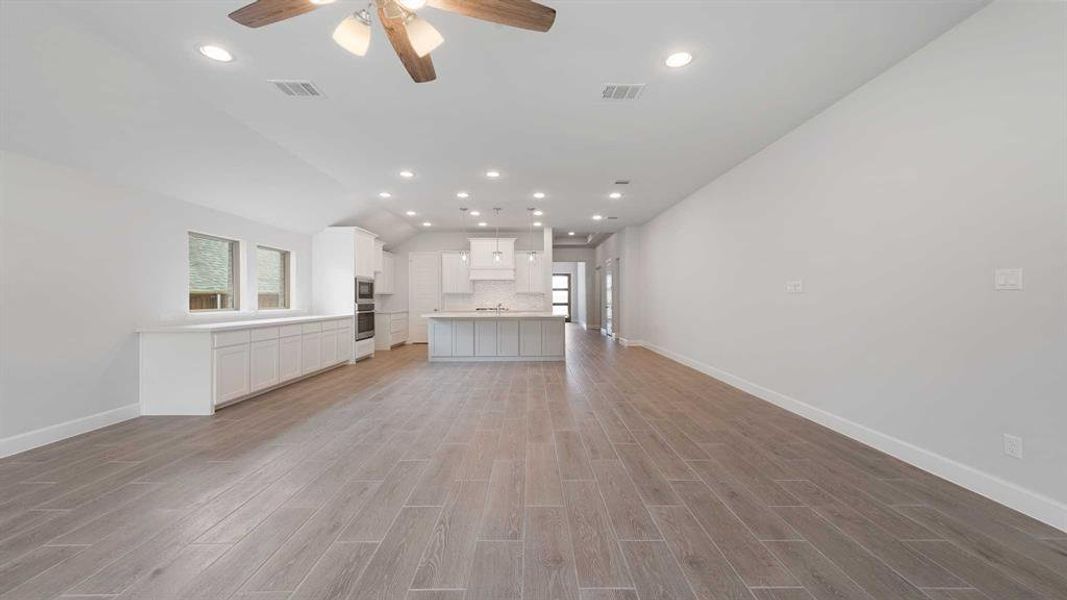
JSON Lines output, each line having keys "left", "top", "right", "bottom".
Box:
{"left": 139, "top": 314, "right": 352, "bottom": 333}
{"left": 423, "top": 311, "right": 564, "bottom": 319}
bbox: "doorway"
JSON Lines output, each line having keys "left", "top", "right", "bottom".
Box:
{"left": 552, "top": 273, "right": 571, "bottom": 322}
{"left": 408, "top": 252, "right": 441, "bottom": 343}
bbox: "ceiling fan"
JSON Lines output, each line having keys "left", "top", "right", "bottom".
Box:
{"left": 228, "top": 0, "right": 557, "bottom": 83}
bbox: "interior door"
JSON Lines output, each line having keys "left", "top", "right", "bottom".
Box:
{"left": 409, "top": 252, "right": 442, "bottom": 343}
{"left": 604, "top": 259, "right": 617, "bottom": 337}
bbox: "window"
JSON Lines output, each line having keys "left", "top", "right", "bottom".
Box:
{"left": 552, "top": 274, "right": 571, "bottom": 322}
{"left": 189, "top": 232, "right": 239, "bottom": 311}
{"left": 256, "top": 246, "right": 291, "bottom": 309}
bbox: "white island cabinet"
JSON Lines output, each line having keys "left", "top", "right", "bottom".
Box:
{"left": 424, "top": 312, "right": 565, "bottom": 362}
{"left": 139, "top": 315, "right": 352, "bottom": 415}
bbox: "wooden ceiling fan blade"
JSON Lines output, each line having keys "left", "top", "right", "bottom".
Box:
{"left": 229, "top": 0, "right": 322, "bottom": 28}
{"left": 378, "top": 4, "right": 438, "bottom": 83}
{"left": 428, "top": 0, "right": 555, "bottom": 32}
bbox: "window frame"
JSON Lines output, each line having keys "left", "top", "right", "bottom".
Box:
{"left": 255, "top": 244, "right": 292, "bottom": 311}
{"left": 552, "top": 273, "right": 571, "bottom": 322}
{"left": 188, "top": 231, "right": 241, "bottom": 313}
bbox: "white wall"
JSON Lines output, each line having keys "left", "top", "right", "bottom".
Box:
{"left": 631, "top": 2, "right": 1067, "bottom": 528}
{"left": 594, "top": 228, "right": 644, "bottom": 341}
{"left": 0, "top": 151, "right": 313, "bottom": 449}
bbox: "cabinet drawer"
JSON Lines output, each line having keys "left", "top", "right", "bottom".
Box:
{"left": 213, "top": 329, "right": 250, "bottom": 348}
{"left": 279, "top": 324, "right": 303, "bottom": 338}
{"left": 336, "top": 318, "right": 352, "bottom": 331}
{"left": 390, "top": 317, "right": 408, "bottom": 334}
{"left": 302, "top": 322, "right": 323, "bottom": 334}
{"left": 321, "top": 319, "right": 339, "bottom": 331}
{"left": 250, "top": 327, "right": 279, "bottom": 342}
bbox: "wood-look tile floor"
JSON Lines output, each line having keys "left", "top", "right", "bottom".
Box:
{"left": 1, "top": 326, "right": 1065, "bottom": 600}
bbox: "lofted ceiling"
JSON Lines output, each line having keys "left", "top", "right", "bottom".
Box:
{"left": 0, "top": 0, "right": 985, "bottom": 246}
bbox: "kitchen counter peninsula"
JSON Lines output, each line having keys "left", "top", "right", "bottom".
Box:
{"left": 423, "top": 312, "right": 565, "bottom": 361}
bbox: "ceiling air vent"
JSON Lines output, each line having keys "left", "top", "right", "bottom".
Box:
{"left": 269, "top": 80, "right": 324, "bottom": 97}
{"left": 601, "top": 83, "right": 645, "bottom": 101}
{"left": 614, "top": 180, "right": 631, "bottom": 185}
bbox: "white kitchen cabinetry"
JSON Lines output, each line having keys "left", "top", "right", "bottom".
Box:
{"left": 469, "top": 238, "right": 516, "bottom": 280}
{"left": 442, "top": 252, "right": 473, "bottom": 294}
{"left": 425, "top": 316, "right": 564, "bottom": 362}
{"left": 376, "top": 251, "right": 396, "bottom": 295}
{"left": 141, "top": 316, "right": 354, "bottom": 415}
{"left": 373, "top": 239, "right": 384, "bottom": 274}
{"left": 354, "top": 229, "right": 379, "bottom": 279}
{"left": 375, "top": 312, "right": 408, "bottom": 351}
{"left": 214, "top": 344, "right": 250, "bottom": 404}
{"left": 514, "top": 251, "right": 545, "bottom": 294}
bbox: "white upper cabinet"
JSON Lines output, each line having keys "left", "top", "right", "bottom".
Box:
{"left": 515, "top": 251, "right": 545, "bottom": 294}
{"left": 469, "top": 238, "right": 516, "bottom": 280}
{"left": 354, "top": 229, "right": 378, "bottom": 279}
{"left": 442, "top": 252, "right": 473, "bottom": 294}
{"left": 373, "top": 239, "right": 384, "bottom": 274}
{"left": 376, "top": 251, "right": 396, "bottom": 294}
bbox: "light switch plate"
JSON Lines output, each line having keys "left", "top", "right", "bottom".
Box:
{"left": 994, "top": 268, "right": 1023, "bottom": 291}
{"left": 785, "top": 280, "right": 804, "bottom": 294}
{"left": 1003, "top": 434, "right": 1023, "bottom": 459}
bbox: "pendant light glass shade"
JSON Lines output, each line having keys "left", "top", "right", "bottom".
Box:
{"left": 333, "top": 12, "right": 372, "bottom": 57}
{"left": 405, "top": 15, "right": 443, "bottom": 58}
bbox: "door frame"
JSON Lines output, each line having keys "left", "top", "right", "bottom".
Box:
{"left": 552, "top": 272, "right": 572, "bottom": 322}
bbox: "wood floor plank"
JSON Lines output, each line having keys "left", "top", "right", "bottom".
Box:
{"left": 764, "top": 540, "right": 875, "bottom": 600}
{"left": 288, "top": 541, "right": 377, "bottom": 600}
{"left": 615, "top": 444, "right": 681, "bottom": 506}
{"left": 630, "top": 429, "right": 696, "bottom": 481}
{"left": 467, "top": 540, "right": 522, "bottom": 600}
{"left": 579, "top": 590, "right": 639, "bottom": 600}
{"left": 411, "top": 480, "right": 489, "bottom": 589}
{"left": 556, "top": 430, "right": 595, "bottom": 481}
{"left": 348, "top": 506, "right": 443, "bottom": 600}
{"left": 578, "top": 418, "right": 618, "bottom": 460}
{"left": 481, "top": 460, "right": 525, "bottom": 540}
{"left": 526, "top": 443, "right": 564, "bottom": 506}
{"left": 619, "top": 540, "right": 697, "bottom": 600}
{"left": 648, "top": 504, "right": 755, "bottom": 599}
{"left": 905, "top": 539, "right": 1045, "bottom": 600}
{"left": 590, "top": 460, "right": 661, "bottom": 541}
{"left": 114, "top": 543, "right": 231, "bottom": 600}
{"left": 689, "top": 461, "right": 799, "bottom": 542}
{"left": 0, "top": 544, "right": 84, "bottom": 596}
{"left": 338, "top": 460, "right": 426, "bottom": 541}
{"left": 749, "top": 588, "right": 815, "bottom": 600}
{"left": 563, "top": 480, "right": 631, "bottom": 588}
{"left": 408, "top": 443, "right": 468, "bottom": 507}
{"left": 524, "top": 506, "right": 581, "bottom": 600}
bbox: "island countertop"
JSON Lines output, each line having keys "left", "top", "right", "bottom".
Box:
{"left": 422, "top": 311, "right": 564, "bottom": 319}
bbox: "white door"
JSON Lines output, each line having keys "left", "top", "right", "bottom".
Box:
{"left": 409, "top": 252, "right": 442, "bottom": 343}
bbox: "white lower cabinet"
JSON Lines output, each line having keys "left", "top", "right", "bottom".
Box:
{"left": 453, "top": 320, "right": 474, "bottom": 357}
{"left": 321, "top": 330, "right": 338, "bottom": 366}
{"left": 301, "top": 333, "right": 322, "bottom": 374}
{"left": 375, "top": 313, "right": 408, "bottom": 351}
{"left": 337, "top": 326, "right": 353, "bottom": 362}
{"left": 431, "top": 320, "right": 453, "bottom": 357}
{"left": 497, "top": 321, "right": 519, "bottom": 356}
{"left": 214, "top": 344, "right": 250, "bottom": 405}
{"left": 475, "top": 321, "right": 497, "bottom": 357}
{"left": 279, "top": 334, "right": 302, "bottom": 381}
{"left": 520, "top": 320, "right": 542, "bottom": 357}
{"left": 250, "top": 339, "right": 280, "bottom": 392}
{"left": 542, "top": 319, "right": 564, "bottom": 356}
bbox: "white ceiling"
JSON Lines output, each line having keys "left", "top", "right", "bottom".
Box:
{"left": 0, "top": 0, "right": 985, "bottom": 246}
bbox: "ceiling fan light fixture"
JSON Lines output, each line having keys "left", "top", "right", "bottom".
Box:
{"left": 398, "top": 0, "right": 427, "bottom": 10}
{"left": 310, "top": 0, "right": 337, "bottom": 5}
{"left": 333, "top": 11, "right": 372, "bottom": 57}
{"left": 405, "top": 15, "right": 444, "bottom": 58}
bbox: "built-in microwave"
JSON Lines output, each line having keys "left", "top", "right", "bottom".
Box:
{"left": 355, "top": 277, "right": 374, "bottom": 303}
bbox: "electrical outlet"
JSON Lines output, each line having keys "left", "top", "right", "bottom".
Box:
{"left": 785, "top": 280, "right": 804, "bottom": 294}
{"left": 1003, "top": 434, "right": 1023, "bottom": 459}
{"left": 994, "top": 268, "right": 1023, "bottom": 291}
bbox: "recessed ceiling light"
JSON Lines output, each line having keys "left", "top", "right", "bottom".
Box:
{"left": 568, "top": 231, "right": 575, "bottom": 236}
{"left": 478, "top": 222, "right": 488, "bottom": 227}
{"left": 592, "top": 214, "right": 604, "bottom": 221}
{"left": 399, "top": 170, "right": 415, "bottom": 178}
{"left": 470, "top": 210, "right": 480, "bottom": 216}
{"left": 422, "top": 221, "right": 432, "bottom": 227}
{"left": 533, "top": 192, "right": 545, "bottom": 199}
{"left": 533, "top": 222, "right": 542, "bottom": 227}
{"left": 378, "top": 192, "right": 392, "bottom": 199}
{"left": 533, "top": 210, "right": 543, "bottom": 216}
{"left": 198, "top": 45, "right": 234, "bottom": 62}
{"left": 406, "top": 210, "right": 417, "bottom": 216}
{"left": 485, "top": 170, "right": 501, "bottom": 179}
{"left": 456, "top": 191, "right": 469, "bottom": 199}
{"left": 609, "top": 192, "right": 623, "bottom": 199}
{"left": 665, "top": 51, "right": 693, "bottom": 68}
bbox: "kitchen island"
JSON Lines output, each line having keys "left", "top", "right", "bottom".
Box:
{"left": 423, "top": 312, "right": 565, "bottom": 361}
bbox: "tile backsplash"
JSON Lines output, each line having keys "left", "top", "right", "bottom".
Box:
{"left": 441, "top": 279, "right": 548, "bottom": 312}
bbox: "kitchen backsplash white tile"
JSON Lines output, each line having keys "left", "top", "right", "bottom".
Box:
{"left": 441, "top": 280, "right": 547, "bottom": 312}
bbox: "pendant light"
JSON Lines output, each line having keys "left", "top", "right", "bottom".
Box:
{"left": 492, "top": 208, "right": 503, "bottom": 263}
{"left": 405, "top": 14, "right": 444, "bottom": 58}
{"left": 459, "top": 207, "right": 470, "bottom": 262}
{"left": 333, "top": 7, "right": 372, "bottom": 56}
{"left": 527, "top": 208, "right": 537, "bottom": 262}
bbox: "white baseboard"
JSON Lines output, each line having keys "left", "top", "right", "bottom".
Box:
{"left": 618, "top": 337, "right": 644, "bottom": 347}
{"left": 639, "top": 341, "right": 1067, "bottom": 533}
{"left": 0, "top": 403, "right": 141, "bottom": 459}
